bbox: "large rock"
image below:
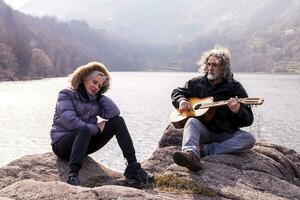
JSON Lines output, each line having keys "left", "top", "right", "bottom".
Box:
{"left": 143, "top": 124, "right": 300, "bottom": 200}
{"left": 158, "top": 124, "right": 183, "bottom": 148}
{"left": 0, "top": 153, "right": 176, "bottom": 199}
{"left": 0, "top": 124, "right": 299, "bottom": 199}
{"left": 0, "top": 179, "right": 172, "bottom": 200}
{"left": 0, "top": 152, "right": 122, "bottom": 189}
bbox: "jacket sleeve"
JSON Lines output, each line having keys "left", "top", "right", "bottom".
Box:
{"left": 232, "top": 82, "right": 254, "bottom": 127}
{"left": 56, "top": 89, "right": 98, "bottom": 135}
{"left": 98, "top": 95, "right": 120, "bottom": 119}
{"left": 171, "top": 78, "right": 199, "bottom": 108}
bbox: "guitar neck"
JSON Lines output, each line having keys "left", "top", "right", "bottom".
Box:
{"left": 200, "top": 100, "right": 230, "bottom": 109}
{"left": 200, "top": 98, "right": 259, "bottom": 109}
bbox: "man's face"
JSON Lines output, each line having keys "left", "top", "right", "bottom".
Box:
{"left": 206, "top": 56, "right": 223, "bottom": 84}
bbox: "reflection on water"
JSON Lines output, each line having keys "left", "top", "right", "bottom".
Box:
{"left": 0, "top": 72, "right": 299, "bottom": 171}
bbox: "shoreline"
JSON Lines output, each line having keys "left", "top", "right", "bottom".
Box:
{"left": 1, "top": 71, "right": 300, "bottom": 83}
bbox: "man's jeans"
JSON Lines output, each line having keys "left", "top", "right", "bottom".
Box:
{"left": 182, "top": 118, "right": 256, "bottom": 157}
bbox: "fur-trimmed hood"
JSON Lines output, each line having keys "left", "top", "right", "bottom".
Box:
{"left": 69, "top": 62, "right": 111, "bottom": 94}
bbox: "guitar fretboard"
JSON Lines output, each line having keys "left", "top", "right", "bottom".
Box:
{"left": 199, "top": 98, "right": 262, "bottom": 109}
{"left": 200, "top": 100, "right": 229, "bottom": 109}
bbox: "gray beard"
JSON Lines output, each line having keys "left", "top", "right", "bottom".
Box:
{"left": 207, "top": 74, "right": 215, "bottom": 81}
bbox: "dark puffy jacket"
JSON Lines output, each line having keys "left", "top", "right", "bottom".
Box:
{"left": 50, "top": 88, "right": 120, "bottom": 144}
{"left": 171, "top": 75, "right": 253, "bottom": 133}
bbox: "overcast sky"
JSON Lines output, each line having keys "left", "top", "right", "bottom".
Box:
{"left": 3, "top": 0, "right": 31, "bottom": 9}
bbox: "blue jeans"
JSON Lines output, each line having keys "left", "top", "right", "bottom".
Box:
{"left": 182, "top": 118, "right": 256, "bottom": 157}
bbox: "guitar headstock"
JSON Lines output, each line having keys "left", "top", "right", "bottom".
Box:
{"left": 240, "top": 97, "right": 264, "bottom": 105}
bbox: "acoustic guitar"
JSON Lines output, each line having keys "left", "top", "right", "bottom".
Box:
{"left": 169, "top": 96, "right": 264, "bottom": 129}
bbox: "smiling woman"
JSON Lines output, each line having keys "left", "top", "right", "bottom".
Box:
{"left": 50, "top": 61, "right": 153, "bottom": 186}
{"left": 3, "top": 0, "right": 31, "bottom": 9}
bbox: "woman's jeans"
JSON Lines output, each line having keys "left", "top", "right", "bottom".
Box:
{"left": 182, "top": 118, "right": 256, "bottom": 158}
{"left": 52, "top": 116, "right": 136, "bottom": 175}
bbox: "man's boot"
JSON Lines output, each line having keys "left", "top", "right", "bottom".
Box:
{"left": 172, "top": 150, "right": 202, "bottom": 171}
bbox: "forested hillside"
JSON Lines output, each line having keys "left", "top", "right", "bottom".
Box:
{"left": 0, "top": 0, "right": 140, "bottom": 81}
{"left": 21, "top": 0, "right": 300, "bottom": 74}
{"left": 174, "top": 0, "right": 300, "bottom": 73}
{"left": 1, "top": 0, "right": 300, "bottom": 81}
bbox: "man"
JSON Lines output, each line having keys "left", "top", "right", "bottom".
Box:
{"left": 171, "top": 46, "right": 256, "bottom": 171}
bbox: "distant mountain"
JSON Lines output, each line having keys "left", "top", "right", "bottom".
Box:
{"left": 177, "top": 0, "right": 300, "bottom": 73}
{"left": 20, "top": 0, "right": 293, "bottom": 43}
{"left": 19, "top": 0, "right": 266, "bottom": 44}
{"left": 0, "top": 0, "right": 296, "bottom": 77}
{"left": 20, "top": 0, "right": 300, "bottom": 73}
{"left": 21, "top": 0, "right": 196, "bottom": 44}
{"left": 0, "top": 0, "right": 142, "bottom": 81}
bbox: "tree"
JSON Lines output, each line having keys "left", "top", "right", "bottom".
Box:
{"left": 29, "top": 48, "right": 54, "bottom": 77}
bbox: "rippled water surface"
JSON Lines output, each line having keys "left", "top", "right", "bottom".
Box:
{"left": 0, "top": 72, "right": 299, "bottom": 171}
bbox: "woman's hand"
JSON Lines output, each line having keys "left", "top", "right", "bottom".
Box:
{"left": 97, "top": 121, "right": 106, "bottom": 133}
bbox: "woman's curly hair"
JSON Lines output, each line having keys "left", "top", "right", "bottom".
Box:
{"left": 197, "top": 46, "right": 233, "bottom": 81}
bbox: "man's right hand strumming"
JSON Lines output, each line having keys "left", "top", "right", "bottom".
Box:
{"left": 179, "top": 100, "right": 191, "bottom": 112}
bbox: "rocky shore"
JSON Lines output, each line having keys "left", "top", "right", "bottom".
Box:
{"left": 0, "top": 124, "right": 299, "bottom": 200}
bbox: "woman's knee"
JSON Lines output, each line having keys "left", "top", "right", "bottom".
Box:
{"left": 104, "top": 116, "right": 126, "bottom": 133}
{"left": 108, "top": 115, "right": 125, "bottom": 126}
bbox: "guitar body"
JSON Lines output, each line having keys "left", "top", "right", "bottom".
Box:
{"left": 169, "top": 97, "right": 216, "bottom": 129}
{"left": 169, "top": 96, "right": 264, "bottom": 129}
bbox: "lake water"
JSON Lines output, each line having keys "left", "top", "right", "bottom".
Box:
{"left": 0, "top": 72, "right": 299, "bottom": 172}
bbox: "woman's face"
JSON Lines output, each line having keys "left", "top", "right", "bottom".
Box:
{"left": 84, "top": 75, "right": 106, "bottom": 95}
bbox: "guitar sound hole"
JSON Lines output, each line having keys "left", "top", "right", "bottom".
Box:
{"left": 194, "top": 104, "right": 202, "bottom": 110}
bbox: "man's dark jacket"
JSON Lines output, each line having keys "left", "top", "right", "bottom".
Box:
{"left": 171, "top": 75, "right": 253, "bottom": 133}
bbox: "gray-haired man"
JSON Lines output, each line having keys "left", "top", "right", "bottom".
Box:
{"left": 171, "top": 46, "right": 256, "bottom": 171}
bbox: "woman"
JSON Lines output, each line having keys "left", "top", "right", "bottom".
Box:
{"left": 50, "top": 62, "right": 153, "bottom": 186}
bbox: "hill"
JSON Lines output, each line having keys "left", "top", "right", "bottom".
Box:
{"left": 1, "top": 0, "right": 300, "bottom": 78}
{"left": 21, "top": 0, "right": 300, "bottom": 73}
{"left": 0, "top": 0, "right": 141, "bottom": 81}
{"left": 175, "top": 0, "right": 300, "bottom": 72}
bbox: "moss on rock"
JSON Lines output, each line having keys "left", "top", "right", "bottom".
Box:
{"left": 154, "top": 174, "right": 216, "bottom": 196}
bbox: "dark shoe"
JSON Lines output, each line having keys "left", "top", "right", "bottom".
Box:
{"left": 124, "top": 162, "right": 154, "bottom": 185}
{"left": 67, "top": 173, "right": 80, "bottom": 186}
{"left": 173, "top": 151, "right": 202, "bottom": 171}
